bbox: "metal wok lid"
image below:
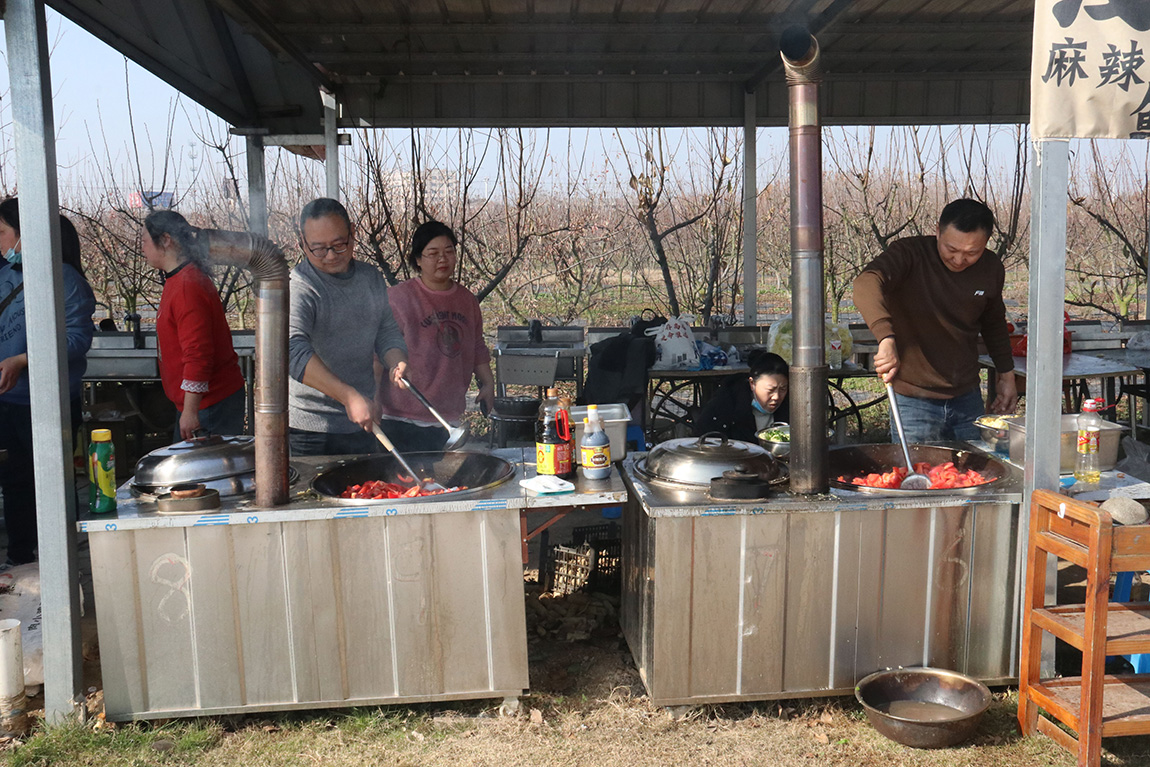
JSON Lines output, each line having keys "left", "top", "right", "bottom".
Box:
{"left": 636, "top": 432, "right": 780, "bottom": 487}
{"left": 828, "top": 444, "right": 1008, "bottom": 495}
{"left": 312, "top": 451, "right": 516, "bottom": 501}
{"left": 132, "top": 435, "right": 255, "bottom": 488}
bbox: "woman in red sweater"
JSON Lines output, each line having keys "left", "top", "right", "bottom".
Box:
{"left": 142, "top": 211, "right": 246, "bottom": 440}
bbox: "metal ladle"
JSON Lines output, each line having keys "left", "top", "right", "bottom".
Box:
{"left": 370, "top": 423, "right": 448, "bottom": 492}
{"left": 399, "top": 376, "right": 469, "bottom": 450}
{"left": 885, "top": 382, "right": 932, "bottom": 491}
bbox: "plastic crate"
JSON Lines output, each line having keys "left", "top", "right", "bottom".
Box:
{"left": 572, "top": 522, "right": 621, "bottom": 592}
{"left": 571, "top": 521, "right": 620, "bottom": 546}
{"left": 543, "top": 543, "right": 596, "bottom": 596}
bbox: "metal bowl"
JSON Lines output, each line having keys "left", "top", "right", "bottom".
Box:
{"left": 855, "top": 667, "right": 991, "bottom": 749}
{"left": 756, "top": 424, "right": 843, "bottom": 459}
{"left": 756, "top": 423, "right": 792, "bottom": 457}
{"left": 973, "top": 415, "right": 1010, "bottom": 452}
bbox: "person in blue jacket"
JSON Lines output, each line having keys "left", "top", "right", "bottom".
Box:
{"left": 0, "top": 199, "right": 95, "bottom": 569}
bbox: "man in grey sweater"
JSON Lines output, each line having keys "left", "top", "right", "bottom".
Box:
{"left": 288, "top": 198, "right": 409, "bottom": 456}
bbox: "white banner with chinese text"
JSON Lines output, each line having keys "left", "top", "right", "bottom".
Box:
{"left": 1031, "top": 0, "right": 1150, "bottom": 139}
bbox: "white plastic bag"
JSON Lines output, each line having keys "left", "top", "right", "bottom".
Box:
{"left": 0, "top": 564, "right": 44, "bottom": 687}
{"left": 1129, "top": 331, "right": 1150, "bottom": 351}
{"left": 767, "top": 314, "right": 854, "bottom": 364}
{"left": 651, "top": 316, "right": 701, "bottom": 370}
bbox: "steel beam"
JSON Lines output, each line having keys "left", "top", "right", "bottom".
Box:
{"left": 1023, "top": 137, "right": 1070, "bottom": 678}
{"left": 4, "top": 0, "right": 84, "bottom": 723}
{"left": 742, "top": 89, "right": 757, "bottom": 327}
{"left": 246, "top": 135, "right": 267, "bottom": 236}
{"left": 324, "top": 94, "right": 339, "bottom": 201}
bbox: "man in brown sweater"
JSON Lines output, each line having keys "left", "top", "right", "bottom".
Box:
{"left": 853, "top": 198, "right": 1017, "bottom": 443}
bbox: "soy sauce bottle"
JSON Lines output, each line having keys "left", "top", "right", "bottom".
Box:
{"left": 536, "top": 388, "right": 574, "bottom": 478}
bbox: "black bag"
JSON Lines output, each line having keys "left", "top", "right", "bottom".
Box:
{"left": 630, "top": 308, "right": 667, "bottom": 338}
{"left": 0, "top": 283, "right": 24, "bottom": 319}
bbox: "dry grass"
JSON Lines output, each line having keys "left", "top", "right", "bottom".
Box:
{"left": 7, "top": 633, "right": 1146, "bottom": 767}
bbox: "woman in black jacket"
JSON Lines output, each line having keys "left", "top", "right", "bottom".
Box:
{"left": 694, "top": 351, "right": 789, "bottom": 442}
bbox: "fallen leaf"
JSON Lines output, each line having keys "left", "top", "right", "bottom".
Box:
{"left": 819, "top": 711, "right": 834, "bottom": 725}
{"left": 815, "top": 732, "right": 830, "bottom": 745}
{"left": 530, "top": 708, "right": 544, "bottom": 725}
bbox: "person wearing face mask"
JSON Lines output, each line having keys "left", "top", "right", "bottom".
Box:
{"left": 853, "top": 198, "right": 1017, "bottom": 444}
{"left": 0, "top": 199, "right": 95, "bottom": 570}
{"left": 376, "top": 221, "right": 495, "bottom": 453}
{"left": 141, "top": 210, "right": 246, "bottom": 441}
{"left": 694, "top": 350, "right": 790, "bottom": 443}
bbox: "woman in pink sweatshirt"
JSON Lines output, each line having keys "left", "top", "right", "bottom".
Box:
{"left": 377, "top": 221, "right": 494, "bottom": 452}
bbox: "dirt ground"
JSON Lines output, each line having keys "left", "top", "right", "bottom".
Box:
{"left": 4, "top": 475, "right": 1150, "bottom": 765}
{"left": 7, "top": 557, "right": 1148, "bottom": 767}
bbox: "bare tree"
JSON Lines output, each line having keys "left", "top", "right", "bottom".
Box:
{"left": 823, "top": 126, "right": 936, "bottom": 321}
{"left": 612, "top": 128, "right": 734, "bottom": 317}
{"left": 1066, "top": 140, "right": 1150, "bottom": 319}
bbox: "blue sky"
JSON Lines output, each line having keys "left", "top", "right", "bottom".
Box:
{"left": 3, "top": 8, "right": 1145, "bottom": 205}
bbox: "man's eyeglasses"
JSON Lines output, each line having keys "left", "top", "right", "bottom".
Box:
{"left": 306, "top": 241, "right": 349, "bottom": 257}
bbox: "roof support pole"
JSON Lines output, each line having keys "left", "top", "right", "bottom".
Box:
{"left": 1023, "top": 137, "right": 1069, "bottom": 678}
{"left": 742, "top": 89, "right": 757, "bottom": 327}
{"left": 323, "top": 93, "right": 339, "bottom": 201}
{"left": 246, "top": 135, "right": 268, "bottom": 236}
{"left": 3, "top": 0, "right": 84, "bottom": 723}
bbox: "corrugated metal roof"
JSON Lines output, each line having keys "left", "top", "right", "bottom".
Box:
{"left": 48, "top": 0, "right": 1035, "bottom": 130}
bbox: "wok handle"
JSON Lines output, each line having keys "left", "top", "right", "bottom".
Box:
{"left": 400, "top": 376, "right": 453, "bottom": 430}
{"left": 370, "top": 423, "right": 421, "bottom": 480}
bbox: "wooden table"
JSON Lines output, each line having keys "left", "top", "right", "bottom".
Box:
{"left": 980, "top": 353, "right": 1143, "bottom": 414}
{"left": 645, "top": 362, "right": 885, "bottom": 443}
{"left": 645, "top": 366, "right": 747, "bottom": 442}
{"left": 1080, "top": 348, "right": 1150, "bottom": 429}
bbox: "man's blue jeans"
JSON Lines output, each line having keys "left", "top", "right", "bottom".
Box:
{"left": 890, "top": 388, "right": 984, "bottom": 444}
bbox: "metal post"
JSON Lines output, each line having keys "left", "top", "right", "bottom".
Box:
{"left": 323, "top": 92, "right": 339, "bottom": 201}
{"left": 782, "top": 30, "right": 827, "bottom": 494}
{"left": 742, "top": 89, "right": 757, "bottom": 327}
{"left": 246, "top": 135, "right": 267, "bottom": 237}
{"left": 1023, "top": 137, "right": 1069, "bottom": 677}
{"left": 4, "top": 0, "right": 84, "bottom": 722}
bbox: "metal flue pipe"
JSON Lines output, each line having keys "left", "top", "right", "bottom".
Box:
{"left": 781, "top": 27, "right": 828, "bottom": 494}
{"left": 204, "top": 229, "right": 290, "bottom": 506}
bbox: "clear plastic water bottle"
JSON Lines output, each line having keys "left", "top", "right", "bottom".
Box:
{"left": 1074, "top": 398, "right": 1102, "bottom": 487}
{"left": 828, "top": 338, "right": 843, "bottom": 370}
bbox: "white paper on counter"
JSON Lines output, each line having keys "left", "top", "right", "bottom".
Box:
{"left": 519, "top": 476, "right": 575, "bottom": 494}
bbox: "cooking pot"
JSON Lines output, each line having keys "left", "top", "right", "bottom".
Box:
{"left": 635, "top": 432, "right": 781, "bottom": 489}
{"left": 827, "top": 444, "right": 1008, "bottom": 495}
{"left": 492, "top": 396, "right": 542, "bottom": 418}
{"left": 131, "top": 435, "right": 260, "bottom": 498}
{"left": 312, "top": 451, "right": 516, "bottom": 501}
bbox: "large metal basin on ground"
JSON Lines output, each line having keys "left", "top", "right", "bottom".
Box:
{"left": 620, "top": 445, "right": 1023, "bottom": 706}
{"left": 83, "top": 449, "right": 626, "bottom": 721}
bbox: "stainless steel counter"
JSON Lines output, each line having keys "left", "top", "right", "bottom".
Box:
{"left": 620, "top": 452, "right": 1024, "bottom": 706}
{"left": 84, "top": 450, "right": 625, "bottom": 721}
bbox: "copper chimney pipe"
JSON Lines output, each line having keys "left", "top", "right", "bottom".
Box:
{"left": 781, "top": 27, "right": 828, "bottom": 494}
{"left": 204, "top": 229, "right": 290, "bottom": 506}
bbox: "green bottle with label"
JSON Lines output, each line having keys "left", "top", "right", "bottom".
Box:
{"left": 88, "top": 429, "right": 117, "bottom": 514}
